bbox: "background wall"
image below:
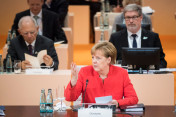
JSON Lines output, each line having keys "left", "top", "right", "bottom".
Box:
{"left": 0, "top": 0, "right": 176, "bottom": 41}
{"left": 143, "top": 0, "right": 176, "bottom": 36}
{"left": 0, "top": 0, "right": 28, "bottom": 35}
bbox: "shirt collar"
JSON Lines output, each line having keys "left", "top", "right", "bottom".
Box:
{"left": 30, "top": 9, "right": 42, "bottom": 18}
{"left": 127, "top": 27, "right": 142, "bottom": 38}
{"left": 25, "top": 39, "right": 36, "bottom": 47}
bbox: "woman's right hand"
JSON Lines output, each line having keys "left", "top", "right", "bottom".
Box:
{"left": 71, "top": 62, "right": 78, "bottom": 87}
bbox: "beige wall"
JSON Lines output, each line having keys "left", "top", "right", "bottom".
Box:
{"left": 0, "top": 0, "right": 28, "bottom": 35}
{"left": 143, "top": 0, "right": 176, "bottom": 36}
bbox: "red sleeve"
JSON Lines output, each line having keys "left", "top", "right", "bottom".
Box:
{"left": 117, "top": 70, "right": 138, "bottom": 106}
{"left": 64, "top": 68, "right": 84, "bottom": 101}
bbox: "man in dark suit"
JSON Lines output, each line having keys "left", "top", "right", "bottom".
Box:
{"left": 11, "top": 0, "right": 67, "bottom": 43}
{"left": 43, "top": 0, "right": 69, "bottom": 27}
{"left": 8, "top": 16, "right": 59, "bottom": 70}
{"left": 109, "top": 4, "right": 167, "bottom": 68}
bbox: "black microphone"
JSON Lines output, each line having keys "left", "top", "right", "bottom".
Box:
{"left": 82, "top": 79, "right": 89, "bottom": 107}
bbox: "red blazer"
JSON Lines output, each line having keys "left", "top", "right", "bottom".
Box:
{"left": 65, "top": 65, "right": 138, "bottom": 106}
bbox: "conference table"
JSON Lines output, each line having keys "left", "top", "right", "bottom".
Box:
{"left": 3, "top": 106, "right": 176, "bottom": 117}
{"left": 0, "top": 70, "right": 174, "bottom": 106}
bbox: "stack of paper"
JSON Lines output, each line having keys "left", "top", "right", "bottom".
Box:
{"left": 0, "top": 110, "right": 5, "bottom": 116}
{"left": 120, "top": 103, "right": 145, "bottom": 112}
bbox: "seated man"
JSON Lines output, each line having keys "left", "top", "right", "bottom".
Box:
{"left": 8, "top": 16, "right": 59, "bottom": 70}
{"left": 109, "top": 4, "right": 167, "bottom": 68}
{"left": 11, "top": 0, "right": 67, "bottom": 43}
{"left": 111, "top": 0, "right": 152, "bottom": 33}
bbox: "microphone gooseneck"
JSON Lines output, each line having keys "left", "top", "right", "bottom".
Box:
{"left": 82, "top": 79, "right": 89, "bottom": 107}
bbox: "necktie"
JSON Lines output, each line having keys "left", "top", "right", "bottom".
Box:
{"left": 132, "top": 34, "right": 137, "bottom": 48}
{"left": 33, "top": 16, "right": 39, "bottom": 25}
{"left": 28, "top": 44, "right": 33, "bottom": 55}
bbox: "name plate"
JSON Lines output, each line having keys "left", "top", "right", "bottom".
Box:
{"left": 78, "top": 108, "right": 112, "bottom": 117}
{"left": 25, "top": 68, "right": 53, "bottom": 75}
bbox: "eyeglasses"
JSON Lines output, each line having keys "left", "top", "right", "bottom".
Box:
{"left": 22, "top": 31, "right": 37, "bottom": 36}
{"left": 125, "top": 15, "right": 140, "bottom": 21}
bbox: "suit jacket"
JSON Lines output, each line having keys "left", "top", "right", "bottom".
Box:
{"left": 43, "top": 0, "right": 69, "bottom": 27}
{"left": 7, "top": 35, "right": 59, "bottom": 70}
{"left": 11, "top": 9, "right": 67, "bottom": 43}
{"left": 109, "top": 29, "right": 167, "bottom": 68}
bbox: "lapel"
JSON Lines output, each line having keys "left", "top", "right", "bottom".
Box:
{"left": 19, "top": 36, "right": 29, "bottom": 55}
{"left": 141, "top": 29, "right": 149, "bottom": 47}
{"left": 33, "top": 35, "right": 41, "bottom": 57}
{"left": 121, "top": 30, "right": 129, "bottom": 47}
{"left": 26, "top": 10, "right": 30, "bottom": 15}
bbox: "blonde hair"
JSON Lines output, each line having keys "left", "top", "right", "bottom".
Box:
{"left": 91, "top": 41, "right": 117, "bottom": 64}
{"left": 123, "top": 0, "right": 143, "bottom": 7}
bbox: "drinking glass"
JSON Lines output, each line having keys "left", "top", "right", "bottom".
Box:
{"left": 14, "top": 60, "right": 21, "bottom": 74}
{"left": 58, "top": 85, "right": 66, "bottom": 112}
{"left": 52, "top": 88, "right": 58, "bottom": 106}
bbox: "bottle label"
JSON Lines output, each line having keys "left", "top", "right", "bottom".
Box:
{"left": 40, "top": 103, "right": 46, "bottom": 113}
{"left": 46, "top": 103, "right": 53, "bottom": 113}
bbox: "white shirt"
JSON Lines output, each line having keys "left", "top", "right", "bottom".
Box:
{"left": 127, "top": 28, "right": 142, "bottom": 48}
{"left": 30, "top": 10, "right": 43, "bottom": 35}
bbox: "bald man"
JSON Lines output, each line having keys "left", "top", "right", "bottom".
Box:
{"left": 8, "top": 16, "right": 59, "bottom": 70}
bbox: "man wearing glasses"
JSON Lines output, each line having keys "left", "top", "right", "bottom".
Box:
{"left": 8, "top": 16, "right": 59, "bottom": 70}
{"left": 109, "top": 4, "right": 167, "bottom": 68}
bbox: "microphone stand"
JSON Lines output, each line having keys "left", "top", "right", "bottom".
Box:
{"left": 82, "top": 79, "right": 89, "bottom": 108}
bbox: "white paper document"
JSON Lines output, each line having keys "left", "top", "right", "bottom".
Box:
{"left": 54, "top": 41, "right": 64, "bottom": 46}
{"left": 95, "top": 96, "right": 112, "bottom": 104}
{"left": 0, "top": 110, "right": 5, "bottom": 116}
{"left": 25, "top": 68, "right": 53, "bottom": 75}
{"left": 25, "top": 50, "right": 47, "bottom": 68}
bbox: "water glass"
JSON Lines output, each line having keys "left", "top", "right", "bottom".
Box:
{"left": 58, "top": 86, "right": 66, "bottom": 112}
{"left": 14, "top": 60, "right": 21, "bottom": 74}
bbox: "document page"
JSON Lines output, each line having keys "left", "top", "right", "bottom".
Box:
{"left": 25, "top": 49, "right": 47, "bottom": 68}
{"left": 95, "top": 96, "right": 112, "bottom": 104}
{"left": 25, "top": 54, "right": 40, "bottom": 68}
{"left": 37, "top": 50, "right": 47, "bottom": 64}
